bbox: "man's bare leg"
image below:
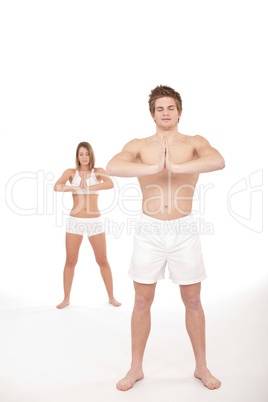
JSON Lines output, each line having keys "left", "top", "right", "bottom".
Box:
{"left": 180, "top": 282, "right": 221, "bottom": 390}
{"left": 116, "top": 281, "right": 157, "bottom": 391}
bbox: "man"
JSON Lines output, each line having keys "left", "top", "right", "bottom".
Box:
{"left": 106, "top": 85, "right": 225, "bottom": 391}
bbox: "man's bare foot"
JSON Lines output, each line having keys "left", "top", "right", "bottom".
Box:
{"left": 56, "top": 299, "right": 70, "bottom": 309}
{"left": 194, "top": 367, "right": 221, "bottom": 390}
{"left": 109, "top": 297, "right": 122, "bottom": 307}
{"left": 116, "top": 369, "right": 144, "bottom": 391}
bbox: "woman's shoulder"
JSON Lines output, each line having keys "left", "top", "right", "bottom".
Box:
{"left": 93, "top": 167, "right": 105, "bottom": 173}
{"left": 93, "top": 167, "right": 107, "bottom": 180}
{"left": 64, "top": 168, "right": 76, "bottom": 181}
{"left": 93, "top": 167, "right": 107, "bottom": 176}
{"left": 65, "top": 168, "right": 76, "bottom": 174}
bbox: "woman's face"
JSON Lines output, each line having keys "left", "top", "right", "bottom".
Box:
{"left": 78, "top": 147, "right": 90, "bottom": 166}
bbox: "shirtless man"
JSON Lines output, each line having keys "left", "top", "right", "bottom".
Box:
{"left": 106, "top": 85, "right": 225, "bottom": 391}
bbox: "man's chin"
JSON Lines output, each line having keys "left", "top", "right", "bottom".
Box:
{"left": 160, "top": 124, "right": 176, "bottom": 131}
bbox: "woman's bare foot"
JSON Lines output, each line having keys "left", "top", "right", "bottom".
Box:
{"left": 109, "top": 297, "right": 122, "bottom": 307}
{"left": 56, "top": 299, "right": 70, "bottom": 309}
{"left": 194, "top": 367, "right": 221, "bottom": 390}
{"left": 116, "top": 368, "right": 144, "bottom": 391}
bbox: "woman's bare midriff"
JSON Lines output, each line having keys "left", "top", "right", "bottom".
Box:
{"left": 70, "top": 193, "right": 101, "bottom": 218}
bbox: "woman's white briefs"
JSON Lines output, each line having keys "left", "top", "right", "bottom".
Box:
{"left": 66, "top": 215, "right": 105, "bottom": 237}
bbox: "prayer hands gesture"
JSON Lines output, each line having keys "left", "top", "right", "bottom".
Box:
{"left": 79, "top": 172, "right": 89, "bottom": 191}
{"left": 154, "top": 137, "right": 175, "bottom": 173}
{"left": 165, "top": 138, "right": 175, "bottom": 171}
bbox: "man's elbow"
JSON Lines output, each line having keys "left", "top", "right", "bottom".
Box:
{"left": 217, "top": 156, "right": 225, "bottom": 170}
{"left": 106, "top": 162, "right": 114, "bottom": 176}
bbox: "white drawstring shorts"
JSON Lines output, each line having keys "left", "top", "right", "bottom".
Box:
{"left": 66, "top": 215, "right": 105, "bottom": 237}
{"left": 129, "top": 213, "right": 207, "bottom": 285}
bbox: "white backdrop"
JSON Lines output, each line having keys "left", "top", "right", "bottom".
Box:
{"left": 1, "top": 1, "right": 267, "bottom": 401}
{"left": 1, "top": 0, "right": 267, "bottom": 306}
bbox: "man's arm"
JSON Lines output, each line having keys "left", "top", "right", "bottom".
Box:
{"left": 167, "top": 135, "right": 225, "bottom": 174}
{"left": 106, "top": 139, "right": 165, "bottom": 177}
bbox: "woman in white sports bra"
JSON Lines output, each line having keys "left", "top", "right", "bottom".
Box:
{"left": 54, "top": 141, "right": 121, "bottom": 309}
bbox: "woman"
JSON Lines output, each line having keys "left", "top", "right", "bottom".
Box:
{"left": 54, "top": 141, "right": 121, "bottom": 309}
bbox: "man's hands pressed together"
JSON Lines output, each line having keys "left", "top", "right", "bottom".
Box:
{"left": 157, "top": 135, "right": 225, "bottom": 175}
{"left": 165, "top": 137, "right": 175, "bottom": 172}
{"left": 154, "top": 136, "right": 175, "bottom": 174}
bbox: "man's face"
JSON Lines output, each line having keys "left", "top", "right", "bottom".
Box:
{"left": 152, "top": 97, "right": 181, "bottom": 130}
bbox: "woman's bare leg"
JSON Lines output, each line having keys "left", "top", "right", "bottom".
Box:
{"left": 88, "top": 232, "right": 121, "bottom": 307}
{"left": 56, "top": 232, "right": 83, "bottom": 309}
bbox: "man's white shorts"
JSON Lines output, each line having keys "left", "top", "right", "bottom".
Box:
{"left": 129, "top": 213, "right": 207, "bottom": 285}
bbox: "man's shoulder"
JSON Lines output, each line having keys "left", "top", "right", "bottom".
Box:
{"left": 191, "top": 134, "right": 209, "bottom": 141}
{"left": 180, "top": 134, "right": 209, "bottom": 145}
{"left": 191, "top": 134, "right": 211, "bottom": 148}
{"left": 126, "top": 135, "right": 155, "bottom": 143}
{"left": 177, "top": 133, "right": 202, "bottom": 140}
{"left": 123, "top": 136, "right": 153, "bottom": 150}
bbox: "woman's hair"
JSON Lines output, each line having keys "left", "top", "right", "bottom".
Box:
{"left": 148, "top": 85, "right": 182, "bottom": 115}
{"left": 75, "top": 142, "right": 95, "bottom": 170}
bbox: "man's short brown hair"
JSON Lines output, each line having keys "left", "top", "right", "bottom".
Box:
{"left": 148, "top": 85, "right": 182, "bottom": 115}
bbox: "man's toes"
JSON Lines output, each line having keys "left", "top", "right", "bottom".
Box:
{"left": 116, "top": 381, "right": 128, "bottom": 391}
{"left": 121, "top": 384, "right": 128, "bottom": 391}
{"left": 211, "top": 380, "right": 220, "bottom": 389}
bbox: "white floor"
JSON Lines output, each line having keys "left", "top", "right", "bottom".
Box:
{"left": 1, "top": 282, "right": 268, "bottom": 402}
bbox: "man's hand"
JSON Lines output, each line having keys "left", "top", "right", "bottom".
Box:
{"left": 153, "top": 138, "right": 166, "bottom": 173}
{"left": 165, "top": 138, "right": 175, "bottom": 171}
{"left": 165, "top": 135, "right": 225, "bottom": 174}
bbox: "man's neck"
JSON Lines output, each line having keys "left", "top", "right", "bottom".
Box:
{"left": 155, "top": 126, "right": 182, "bottom": 141}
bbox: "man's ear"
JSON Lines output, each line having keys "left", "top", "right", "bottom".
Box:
{"left": 151, "top": 113, "right": 156, "bottom": 122}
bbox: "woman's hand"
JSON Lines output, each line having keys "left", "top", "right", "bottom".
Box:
{"left": 79, "top": 172, "right": 86, "bottom": 191}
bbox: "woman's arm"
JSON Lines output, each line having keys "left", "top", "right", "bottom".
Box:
{"left": 84, "top": 168, "right": 114, "bottom": 191}
{"left": 54, "top": 169, "right": 81, "bottom": 192}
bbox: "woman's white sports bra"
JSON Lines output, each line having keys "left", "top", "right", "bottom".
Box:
{"left": 70, "top": 169, "right": 99, "bottom": 194}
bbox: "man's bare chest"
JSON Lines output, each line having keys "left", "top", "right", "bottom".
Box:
{"left": 137, "top": 141, "right": 196, "bottom": 165}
